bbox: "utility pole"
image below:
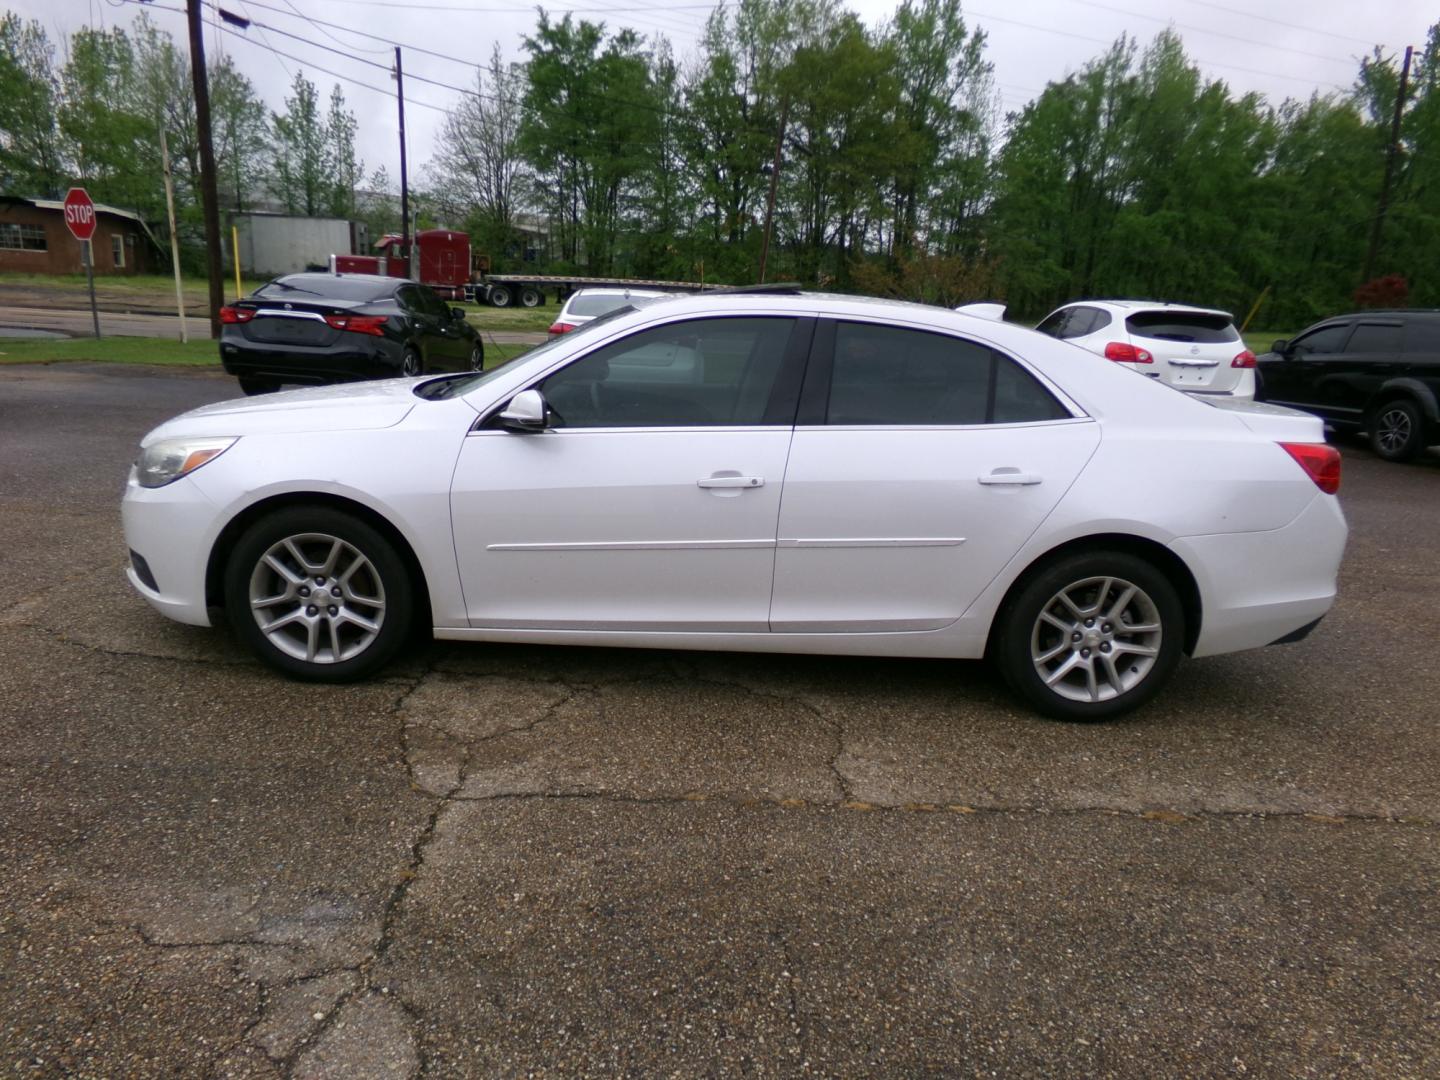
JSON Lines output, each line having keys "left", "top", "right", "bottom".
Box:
{"left": 1363, "top": 44, "right": 1413, "bottom": 284}
{"left": 395, "top": 47, "right": 411, "bottom": 278}
{"left": 159, "top": 126, "right": 189, "bottom": 344}
{"left": 757, "top": 95, "right": 789, "bottom": 284}
{"left": 186, "top": 0, "right": 224, "bottom": 338}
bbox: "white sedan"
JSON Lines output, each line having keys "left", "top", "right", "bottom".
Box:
{"left": 123, "top": 291, "right": 1346, "bottom": 719}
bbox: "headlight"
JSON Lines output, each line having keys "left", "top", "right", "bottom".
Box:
{"left": 134, "top": 437, "right": 237, "bottom": 488}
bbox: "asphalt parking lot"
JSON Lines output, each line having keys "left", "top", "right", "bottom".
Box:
{"left": 1, "top": 362, "right": 1438, "bottom": 1077}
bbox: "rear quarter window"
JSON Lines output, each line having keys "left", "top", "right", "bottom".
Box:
{"left": 1404, "top": 321, "right": 1440, "bottom": 353}
{"left": 1125, "top": 311, "right": 1239, "bottom": 343}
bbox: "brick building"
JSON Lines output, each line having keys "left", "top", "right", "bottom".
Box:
{"left": 0, "top": 195, "right": 156, "bottom": 276}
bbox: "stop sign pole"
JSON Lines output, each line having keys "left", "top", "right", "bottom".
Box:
{"left": 63, "top": 187, "right": 101, "bottom": 339}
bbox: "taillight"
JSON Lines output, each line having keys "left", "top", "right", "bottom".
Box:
{"left": 324, "top": 313, "right": 388, "bottom": 337}
{"left": 1279, "top": 442, "right": 1341, "bottom": 494}
{"left": 219, "top": 305, "right": 254, "bottom": 324}
{"left": 1103, "top": 341, "right": 1153, "bottom": 363}
{"left": 1231, "top": 350, "right": 1257, "bottom": 369}
{"left": 548, "top": 322, "right": 575, "bottom": 335}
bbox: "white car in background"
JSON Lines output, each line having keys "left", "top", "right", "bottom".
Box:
{"left": 122, "top": 290, "right": 1345, "bottom": 720}
{"left": 1036, "top": 300, "right": 1257, "bottom": 399}
{"left": 548, "top": 287, "right": 672, "bottom": 335}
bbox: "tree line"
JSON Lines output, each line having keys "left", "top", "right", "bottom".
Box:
{"left": 2, "top": 2, "right": 1437, "bottom": 328}
{"left": 0, "top": 11, "right": 381, "bottom": 270}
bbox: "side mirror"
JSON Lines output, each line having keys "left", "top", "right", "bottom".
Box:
{"left": 497, "top": 388, "right": 549, "bottom": 432}
{"left": 451, "top": 307, "right": 467, "bottom": 322}
{"left": 1271, "top": 339, "right": 1290, "bottom": 356}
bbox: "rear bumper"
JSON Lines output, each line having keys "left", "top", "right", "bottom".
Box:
{"left": 220, "top": 339, "right": 401, "bottom": 384}
{"left": 1173, "top": 492, "right": 1347, "bottom": 658}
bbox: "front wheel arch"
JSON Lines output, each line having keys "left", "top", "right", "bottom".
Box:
{"left": 986, "top": 534, "right": 1202, "bottom": 660}
{"left": 205, "top": 493, "right": 432, "bottom": 634}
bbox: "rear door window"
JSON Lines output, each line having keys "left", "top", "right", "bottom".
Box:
{"left": 822, "top": 322, "right": 1070, "bottom": 426}
{"left": 1345, "top": 323, "right": 1404, "bottom": 354}
{"left": 1125, "top": 311, "right": 1239, "bottom": 343}
{"left": 1036, "top": 307, "right": 1100, "bottom": 340}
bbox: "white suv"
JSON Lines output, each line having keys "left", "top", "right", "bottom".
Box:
{"left": 1036, "top": 300, "right": 1256, "bottom": 399}
{"left": 548, "top": 287, "right": 673, "bottom": 336}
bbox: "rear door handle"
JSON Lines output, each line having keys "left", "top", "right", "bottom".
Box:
{"left": 978, "top": 469, "right": 1042, "bottom": 486}
{"left": 697, "top": 476, "right": 764, "bottom": 489}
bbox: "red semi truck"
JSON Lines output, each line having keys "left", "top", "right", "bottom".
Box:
{"left": 332, "top": 229, "right": 713, "bottom": 307}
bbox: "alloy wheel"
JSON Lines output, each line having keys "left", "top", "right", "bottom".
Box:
{"left": 248, "top": 532, "right": 387, "bottom": 664}
{"left": 1376, "top": 407, "right": 1412, "bottom": 455}
{"left": 1029, "top": 575, "right": 1163, "bottom": 703}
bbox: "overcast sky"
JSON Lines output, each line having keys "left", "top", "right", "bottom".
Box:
{"left": 24, "top": 0, "right": 1438, "bottom": 190}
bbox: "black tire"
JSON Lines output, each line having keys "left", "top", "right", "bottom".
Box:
{"left": 401, "top": 347, "right": 423, "bottom": 378}
{"left": 489, "top": 286, "right": 512, "bottom": 308}
{"left": 519, "top": 286, "right": 542, "bottom": 308}
{"left": 468, "top": 342, "right": 484, "bottom": 371}
{"left": 992, "top": 550, "right": 1185, "bottom": 722}
{"left": 224, "top": 507, "right": 415, "bottom": 682}
{"left": 1369, "top": 398, "right": 1425, "bottom": 462}
{"left": 238, "top": 376, "right": 279, "bottom": 396}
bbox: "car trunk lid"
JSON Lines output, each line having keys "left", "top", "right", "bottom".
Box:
{"left": 238, "top": 298, "right": 370, "bottom": 347}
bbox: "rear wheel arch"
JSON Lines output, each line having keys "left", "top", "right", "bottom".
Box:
{"left": 987, "top": 533, "right": 1203, "bottom": 658}
{"left": 205, "top": 493, "right": 432, "bottom": 632}
{"left": 1367, "top": 379, "right": 1439, "bottom": 427}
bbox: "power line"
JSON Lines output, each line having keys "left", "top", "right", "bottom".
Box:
{"left": 1177, "top": 0, "right": 1382, "bottom": 48}
{"left": 280, "top": 0, "right": 391, "bottom": 54}
{"left": 1063, "top": 0, "right": 1355, "bottom": 66}
{"left": 965, "top": 6, "right": 1353, "bottom": 94}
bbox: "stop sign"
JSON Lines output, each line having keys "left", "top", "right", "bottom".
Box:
{"left": 63, "top": 187, "right": 97, "bottom": 242}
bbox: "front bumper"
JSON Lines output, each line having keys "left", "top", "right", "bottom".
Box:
{"left": 121, "top": 470, "right": 220, "bottom": 626}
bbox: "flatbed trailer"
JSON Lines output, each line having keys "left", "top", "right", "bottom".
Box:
{"left": 467, "top": 273, "right": 722, "bottom": 308}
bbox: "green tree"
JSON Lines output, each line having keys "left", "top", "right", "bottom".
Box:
{"left": 270, "top": 72, "right": 327, "bottom": 215}
{"left": 0, "top": 14, "right": 62, "bottom": 195}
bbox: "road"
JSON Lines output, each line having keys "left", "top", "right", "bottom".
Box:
{"left": 1, "top": 362, "right": 1437, "bottom": 1077}
{"left": 0, "top": 304, "right": 547, "bottom": 346}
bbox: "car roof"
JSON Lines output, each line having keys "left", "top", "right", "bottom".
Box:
{"left": 1061, "top": 299, "right": 1234, "bottom": 319}
{"left": 278, "top": 271, "right": 399, "bottom": 286}
{"left": 566, "top": 287, "right": 674, "bottom": 299}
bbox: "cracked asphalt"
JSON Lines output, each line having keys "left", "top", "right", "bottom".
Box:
{"left": 2, "top": 361, "right": 1438, "bottom": 1078}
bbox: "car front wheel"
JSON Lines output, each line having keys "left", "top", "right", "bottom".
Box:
{"left": 225, "top": 507, "right": 414, "bottom": 682}
{"left": 1370, "top": 399, "right": 1424, "bottom": 462}
{"left": 993, "top": 551, "right": 1184, "bottom": 721}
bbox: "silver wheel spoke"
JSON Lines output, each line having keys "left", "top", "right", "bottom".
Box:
{"left": 320, "top": 539, "right": 343, "bottom": 576}
{"left": 263, "top": 553, "right": 304, "bottom": 585}
{"left": 261, "top": 608, "right": 306, "bottom": 634}
{"left": 251, "top": 590, "right": 293, "bottom": 609}
{"left": 1111, "top": 641, "right": 1158, "bottom": 658}
{"left": 327, "top": 618, "right": 342, "bottom": 661}
{"left": 1091, "top": 577, "right": 1113, "bottom": 617}
{"left": 284, "top": 538, "right": 320, "bottom": 573}
{"left": 337, "top": 610, "right": 380, "bottom": 634}
{"left": 1044, "top": 652, "right": 1083, "bottom": 686}
{"left": 1036, "top": 640, "right": 1070, "bottom": 664}
{"left": 1106, "top": 584, "right": 1136, "bottom": 621}
{"left": 1039, "top": 610, "right": 1073, "bottom": 633}
{"left": 1084, "top": 661, "right": 1100, "bottom": 702}
{"left": 1100, "top": 654, "right": 1124, "bottom": 695}
{"left": 305, "top": 618, "right": 320, "bottom": 662}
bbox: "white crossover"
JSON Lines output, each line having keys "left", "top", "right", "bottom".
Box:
{"left": 1036, "top": 299, "right": 1257, "bottom": 400}
{"left": 123, "top": 291, "right": 1346, "bottom": 719}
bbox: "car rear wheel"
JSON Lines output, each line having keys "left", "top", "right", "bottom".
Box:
{"left": 225, "top": 507, "right": 413, "bottom": 682}
{"left": 1370, "top": 399, "right": 1424, "bottom": 462}
{"left": 468, "top": 343, "right": 483, "bottom": 371}
{"left": 993, "top": 551, "right": 1183, "bottom": 721}
{"left": 489, "top": 286, "right": 512, "bottom": 308}
{"left": 401, "top": 347, "right": 422, "bottom": 377}
{"left": 519, "top": 286, "right": 542, "bottom": 308}
{"left": 238, "top": 376, "right": 279, "bottom": 396}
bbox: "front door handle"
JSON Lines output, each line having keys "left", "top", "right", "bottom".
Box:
{"left": 978, "top": 469, "right": 1042, "bottom": 486}
{"left": 697, "top": 475, "right": 764, "bottom": 489}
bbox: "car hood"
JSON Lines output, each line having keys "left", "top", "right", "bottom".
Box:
{"left": 142, "top": 379, "right": 419, "bottom": 444}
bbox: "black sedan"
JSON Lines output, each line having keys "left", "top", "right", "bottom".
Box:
{"left": 219, "top": 273, "right": 483, "bottom": 395}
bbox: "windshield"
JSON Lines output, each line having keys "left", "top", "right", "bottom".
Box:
{"left": 414, "top": 306, "right": 639, "bottom": 400}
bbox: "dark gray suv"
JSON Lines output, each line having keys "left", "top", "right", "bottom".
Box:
{"left": 1257, "top": 310, "right": 1440, "bottom": 462}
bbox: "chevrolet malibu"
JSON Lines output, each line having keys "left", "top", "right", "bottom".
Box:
{"left": 123, "top": 291, "right": 1347, "bottom": 720}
